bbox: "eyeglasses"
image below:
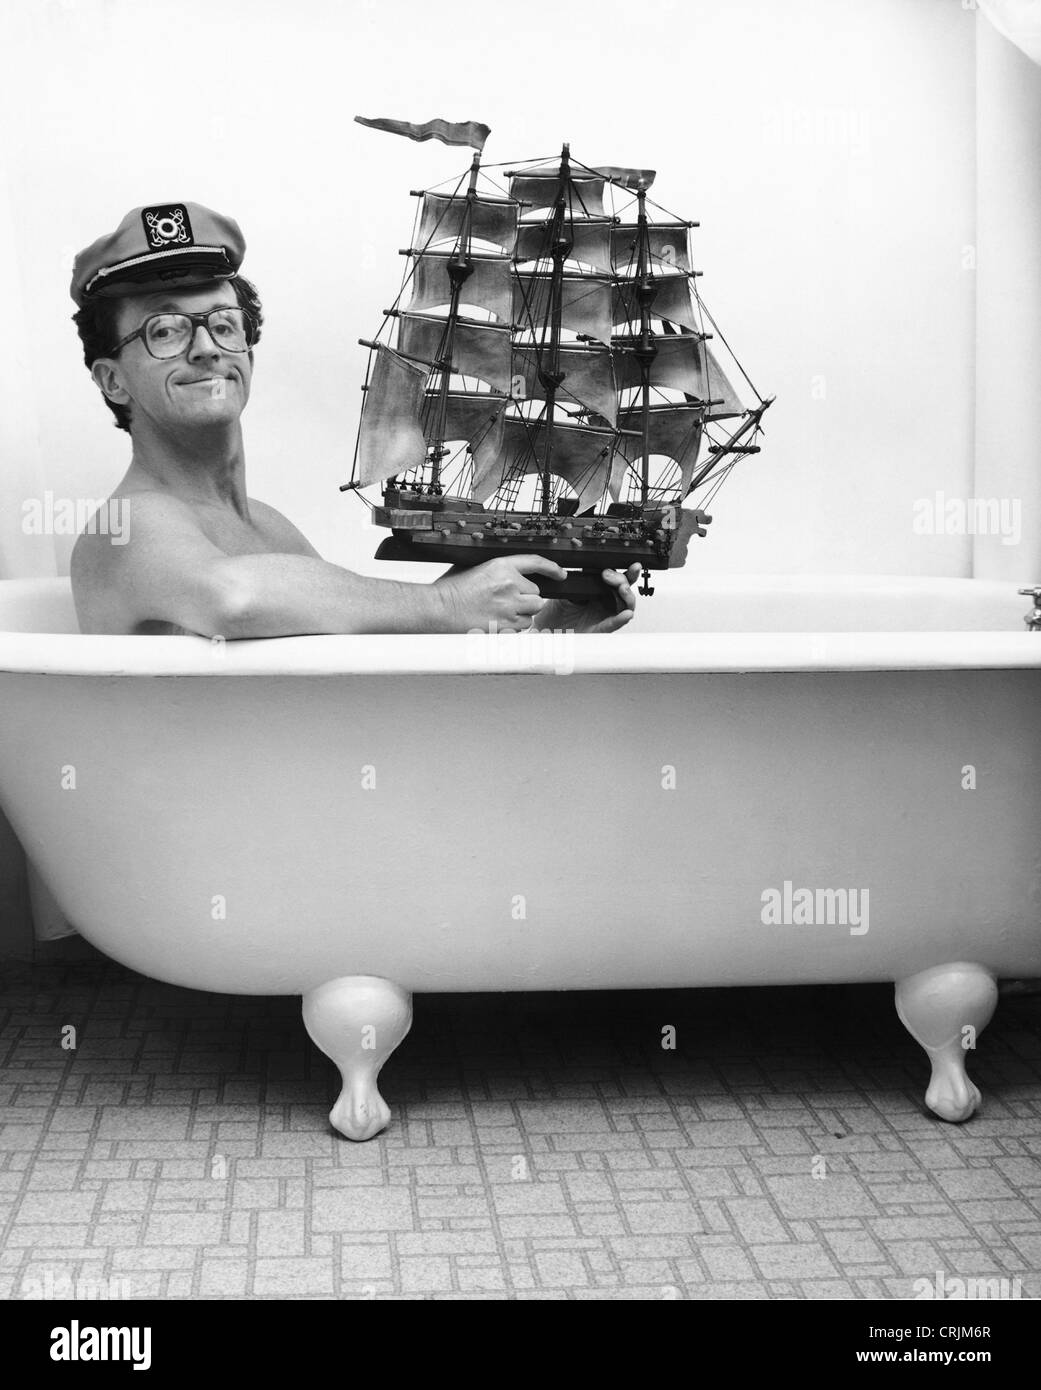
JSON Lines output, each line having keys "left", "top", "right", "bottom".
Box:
{"left": 107, "top": 307, "right": 257, "bottom": 360}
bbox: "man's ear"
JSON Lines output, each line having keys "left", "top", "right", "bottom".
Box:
{"left": 90, "top": 358, "right": 131, "bottom": 408}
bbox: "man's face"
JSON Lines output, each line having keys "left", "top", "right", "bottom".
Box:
{"left": 94, "top": 280, "right": 253, "bottom": 434}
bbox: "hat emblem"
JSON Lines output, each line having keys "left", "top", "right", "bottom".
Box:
{"left": 141, "top": 204, "right": 195, "bottom": 250}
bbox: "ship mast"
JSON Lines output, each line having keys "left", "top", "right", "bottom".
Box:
{"left": 427, "top": 153, "right": 483, "bottom": 492}
{"left": 633, "top": 179, "right": 658, "bottom": 508}
{"left": 538, "top": 143, "right": 573, "bottom": 515}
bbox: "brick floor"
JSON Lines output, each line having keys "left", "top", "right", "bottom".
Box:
{"left": 1, "top": 959, "right": 1039, "bottom": 1300}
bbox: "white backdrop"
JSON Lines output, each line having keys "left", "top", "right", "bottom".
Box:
{"left": 0, "top": 0, "right": 1030, "bottom": 584}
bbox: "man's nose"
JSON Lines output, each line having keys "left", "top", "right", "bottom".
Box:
{"left": 187, "top": 323, "right": 221, "bottom": 358}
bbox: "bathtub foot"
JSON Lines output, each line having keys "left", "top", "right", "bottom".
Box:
{"left": 302, "top": 976, "right": 413, "bottom": 1141}
{"left": 895, "top": 962, "right": 998, "bottom": 1123}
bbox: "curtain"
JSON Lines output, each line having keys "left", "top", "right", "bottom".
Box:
{"left": 978, "top": 0, "right": 1041, "bottom": 65}
{"left": 972, "top": 2, "right": 1041, "bottom": 581}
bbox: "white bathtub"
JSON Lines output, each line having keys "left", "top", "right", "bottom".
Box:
{"left": 0, "top": 574, "right": 1038, "bottom": 1139}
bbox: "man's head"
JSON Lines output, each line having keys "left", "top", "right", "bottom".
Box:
{"left": 73, "top": 276, "right": 264, "bottom": 434}
{"left": 69, "top": 200, "right": 262, "bottom": 435}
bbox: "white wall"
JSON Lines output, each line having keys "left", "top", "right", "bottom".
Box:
{"left": 974, "top": 10, "right": 1041, "bottom": 582}
{"left": 0, "top": 0, "right": 988, "bottom": 581}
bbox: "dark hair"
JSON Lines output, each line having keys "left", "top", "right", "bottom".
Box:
{"left": 71, "top": 274, "right": 264, "bottom": 433}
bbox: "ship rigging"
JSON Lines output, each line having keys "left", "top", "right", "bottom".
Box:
{"left": 342, "top": 117, "right": 773, "bottom": 599}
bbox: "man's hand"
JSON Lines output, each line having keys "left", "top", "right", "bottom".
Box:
{"left": 532, "top": 563, "right": 641, "bottom": 633}
{"left": 435, "top": 554, "right": 567, "bottom": 632}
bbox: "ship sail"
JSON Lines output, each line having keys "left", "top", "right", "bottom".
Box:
{"left": 417, "top": 192, "right": 518, "bottom": 252}
{"left": 611, "top": 222, "right": 690, "bottom": 273}
{"left": 509, "top": 168, "right": 607, "bottom": 217}
{"left": 608, "top": 404, "right": 703, "bottom": 501}
{"left": 590, "top": 165, "right": 656, "bottom": 191}
{"left": 439, "top": 391, "right": 508, "bottom": 478}
{"left": 514, "top": 218, "right": 614, "bottom": 270}
{"left": 513, "top": 343, "right": 617, "bottom": 425}
{"left": 407, "top": 251, "right": 513, "bottom": 323}
{"left": 613, "top": 273, "right": 700, "bottom": 334}
{"left": 612, "top": 333, "right": 745, "bottom": 417}
{"left": 355, "top": 345, "right": 429, "bottom": 486}
{"left": 441, "top": 389, "right": 507, "bottom": 442}
{"left": 513, "top": 270, "right": 614, "bottom": 344}
{"left": 357, "top": 378, "right": 508, "bottom": 493}
{"left": 515, "top": 220, "right": 689, "bottom": 278}
{"left": 397, "top": 312, "right": 514, "bottom": 392}
{"left": 508, "top": 163, "right": 655, "bottom": 215}
{"left": 697, "top": 343, "right": 746, "bottom": 419}
{"left": 471, "top": 418, "right": 615, "bottom": 514}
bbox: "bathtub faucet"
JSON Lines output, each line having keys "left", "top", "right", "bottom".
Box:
{"left": 1018, "top": 586, "right": 1041, "bottom": 632}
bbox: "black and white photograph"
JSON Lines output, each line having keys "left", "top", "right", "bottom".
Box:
{"left": 0, "top": 0, "right": 1039, "bottom": 1353}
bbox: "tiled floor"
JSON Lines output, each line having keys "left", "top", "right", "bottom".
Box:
{"left": 1, "top": 956, "right": 1039, "bottom": 1301}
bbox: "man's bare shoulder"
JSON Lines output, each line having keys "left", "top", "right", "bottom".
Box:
{"left": 70, "top": 491, "right": 222, "bottom": 635}
{"left": 71, "top": 490, "right": 207, "bottom": 572}
{"left": 246, "top": 498, "right": 322, "bottom": 557}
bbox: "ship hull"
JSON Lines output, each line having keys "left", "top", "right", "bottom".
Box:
{"left": 375, "top": 534, "right": 658, "bottom": 597}
{"left": 372, "top": 503, "right": 709, "bottom": 595}
{"left": 369, "top": 508, "right": 711, "bottom": 594}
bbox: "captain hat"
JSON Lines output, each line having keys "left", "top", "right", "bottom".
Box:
{"left": 70, "top": 201, "right": 245, "bottom": 308}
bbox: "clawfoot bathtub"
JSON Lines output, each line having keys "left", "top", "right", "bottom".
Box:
{"left": 0, "top": 575, "right": 1038, "bottom": 1139}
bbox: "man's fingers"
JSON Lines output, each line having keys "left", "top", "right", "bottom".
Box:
{"left": 601, "top": 565, "right": 642, "bottom": 588}
{"left": 511, "top": 554, "right": 568, "bottom": 587}
{"left": 601, "top": 567, "right": 637, "bottom": 612}
{"left": 593, "top": 609, "right": 634, "bottom": 633}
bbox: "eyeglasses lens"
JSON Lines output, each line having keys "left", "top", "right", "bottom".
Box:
{"left": 144, "top": 309, "right": 251, "bottom": 358}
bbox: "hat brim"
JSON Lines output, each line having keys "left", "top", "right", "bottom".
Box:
{"left": 85, "top": 247, "right": 236, "bottom": 300}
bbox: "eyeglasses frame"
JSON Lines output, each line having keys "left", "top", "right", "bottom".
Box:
{"left": 106, "top": 306, "right": 258, "bottom": 360}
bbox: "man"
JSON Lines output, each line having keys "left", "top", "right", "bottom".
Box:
{"left": 68, "top": 201, "right": 638, "bottom": 637}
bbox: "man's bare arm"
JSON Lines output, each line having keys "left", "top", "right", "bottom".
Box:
{"left": 88, "top": 493, "right": 562, "bottom": 637}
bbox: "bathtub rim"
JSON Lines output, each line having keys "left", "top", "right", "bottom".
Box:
{"left": 0, "top": 629, "right": 1039, "bottom": 676}
{"left": 0, "top": 573, "right": 1039, "bottom": 675}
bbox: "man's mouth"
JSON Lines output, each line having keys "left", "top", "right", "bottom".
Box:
{"left": 174, "top": 374, "right": 236, "bottom": 401}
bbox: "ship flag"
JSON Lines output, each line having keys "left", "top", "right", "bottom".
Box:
{"left": 355, "top": 115, "right": 491, "bottom": 152}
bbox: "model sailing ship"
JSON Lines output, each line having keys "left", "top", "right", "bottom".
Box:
{"left": 342, "top": 116, "right": 773, "bottom": 598}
